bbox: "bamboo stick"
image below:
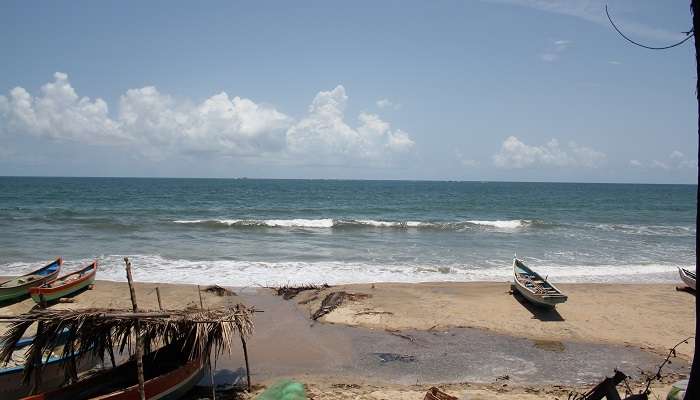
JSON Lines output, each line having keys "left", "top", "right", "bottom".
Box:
{"left": 156, "top": 287, "right": 163, "bottom": 311}
{"left": 124, "top": 257, "right": 146, "bottom": 400}
{"left": 198, "top": 285, "right": 204, "bottom": 309}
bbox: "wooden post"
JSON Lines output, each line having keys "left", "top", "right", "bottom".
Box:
{"left": 30, "top": 321, "right": 44, "bottom": 395}
{"left": 234, "top": 312, "right": 251, "bottom": 392}
{"left": 209, "top": 357, "right": 217, "bottom": 400}
{"left": 124, "top": 257, "right": 146, "bottom": 400}
{"left": 155, "top": 287, "right": 163, "bottom": 311}
{"left": 198, "top": 285, "right": 204, "bottom": 309}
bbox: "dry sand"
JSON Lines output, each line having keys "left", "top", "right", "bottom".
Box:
{"left": 0, "top": 280, "right": 693, "bottom": 399}
{"left": 295, "top": 282, "right": 696, "bottom": 358}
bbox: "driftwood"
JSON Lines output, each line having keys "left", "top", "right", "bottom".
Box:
{"left": 274, "top": 284, "right": 330, "bottom": 300}
{"left": 424, "top": 387, "right": 458, "bottom": 400}
{"left": 569, "top": 337, "right": 692, "bottom": 400}
{"left": 312, "top": 291, "right": 370, "bottom": 320}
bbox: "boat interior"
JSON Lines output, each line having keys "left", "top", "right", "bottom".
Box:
{"left": 33, "top": 342, "right": 194, "bottom": 400}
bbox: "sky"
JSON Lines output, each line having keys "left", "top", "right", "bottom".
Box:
{"left": 0, "top": 0, "right": 697, "bottom": 183}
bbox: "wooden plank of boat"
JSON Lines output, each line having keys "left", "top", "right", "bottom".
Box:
{"left": 678, "top": 267, "right": 696, "bottom": 291}
{"left": 20, "top": 343, "right": 206, "bottom": 400}
{"left": 0, "top": 258, "right": 62, "bottom": 302}
{"left": 29, "top": 261, "right": 97, "bottom": 304}
{"left": 512, "top": 258, "right": 567, "bottom": 308}
{"left": 0, "top": 332, "right": 97, "bottom": 399}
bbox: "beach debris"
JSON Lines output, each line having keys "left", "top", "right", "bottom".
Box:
{"left": 205, "top": 285, "right": 235, "bottom": 297}
{"left": 567, "top": 337, "right": 692, "bottom": 400}
{"left": 311, "top": 291, "right": 370, "bottom": 320}
{"left": 423, "top": 387, "right": 458, "bottom": 400}
{"left": 386, "top": 329, "right": 416, "bottom": 343}
{"left": 356, "top": 310, "right": 393, "bottom": 316}
{"left": 373, "top": 352, "right": 416, "bottom": 363}
{"left": 273, "top": 284, "right": 330, "bottom": 300}
{"left": 255, "top": 379, "right": 307, "bottom": 400}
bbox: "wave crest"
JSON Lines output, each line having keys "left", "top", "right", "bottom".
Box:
{"left": 172, "top": 218, "right": 533, "bottom": 230}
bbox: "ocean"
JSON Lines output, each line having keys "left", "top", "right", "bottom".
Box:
{"left": 0, "top": 177, "right": 695, "bottom": 285}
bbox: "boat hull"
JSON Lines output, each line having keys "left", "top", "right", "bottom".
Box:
{"left": 512, "top": 258, "right": 567, "bottom": 308}
{"left": 29, "top": 262, "right": 97, "bottom": 304}
{"left": 0, "top": 344, "right": 98, "bottom": 399}
{"left": 0, "top": 259, "right": 62, "bottom": 303}
{"left": 678, "top": 268, "right": 696, "bottom": 291}
{"left": 20, "top": 344, "right": 205, "bottom": 400}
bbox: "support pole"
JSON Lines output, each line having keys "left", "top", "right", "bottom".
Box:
{"left": 198, "top": 285, "right": 205, "bottom": 309}
{"left": 234, "top": 306, "right": 251, "bottom": 392}
{"left": 124, "top": 257, "right": 146, "bottom": 400}
{"left": 155, "top": 287, "right": 163, "bottom": 311}
{"left": 688, "top": 3, "right": 700, "bottom": 399}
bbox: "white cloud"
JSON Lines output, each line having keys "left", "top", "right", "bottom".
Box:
{"left": 0, "top": 72, "right": 124, "bottom": 143}
{"left": 493, "top": 136, "right": 605, "bottom": 168}
{"left": 286, "top": 86, "right": 414, "bottom": 162}
{"left": 649, "top": 150, "right": 697, "bottom": 170}
{"left": 1, "top": 74, "right": 413, "bottom": 165}
{"left": 482, "top": 0, "right": 687, "bottom": 42}
{"left": 629, "top": 159, "right": 642, "bottom": 167}
{"left": 376, "top": 98, "right": 401, "bottom": 110}
{"left": 609, "top": 60, "right": 622, "bottom": 65}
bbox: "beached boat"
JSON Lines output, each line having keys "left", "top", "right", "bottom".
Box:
{"left": 512, "top": 258, "right": 567, "bottom": 308}
{"left": 0, "top": 258, "right": 62, "bottom": 302}
{"left": 0, "top": 332, "right": 96, "bottom": 399}
{"left": 21, "top": 343, "right": 205, "bottom": 400}
{"left": 678, "top": 267, "right": 696, "bottom": 291}
{"left": 29, "top": 261, "right": 97, "bottom": 304}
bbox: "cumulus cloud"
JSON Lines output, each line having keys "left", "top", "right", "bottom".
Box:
{"left": 0, "top": 72, "right": 124, "bottom": 143}
{"left": 493, "top": 136, "right": 605, "bottom": 168}
{"left": 0, "top": 73, "right": 413, "bottom": 164}
{"left": 286, "top": 86, "right": 414, "bottom": 161}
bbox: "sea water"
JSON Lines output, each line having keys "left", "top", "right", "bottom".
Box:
{"left": 0, "top": 177, "right": 694, "bottom": 285}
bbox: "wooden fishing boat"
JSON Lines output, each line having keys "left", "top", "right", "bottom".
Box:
{"left": 21, "top": 343, "right": 205, "bottom": 400}
{"left": 29, "top": 261, "right": 97, "bottom": 304}
{"left": 0, "top": 332, "right": 97, "bottom": 399}
{"left": 678, "top": 267, "right": 696, "bottom": 291}
{"left": 0, "top": 258, "right": 62, "bottom": 302}
{"left": 512, "top": 258, "right": 567, "bottom": 308}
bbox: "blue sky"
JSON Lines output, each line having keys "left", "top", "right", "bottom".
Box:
{"left": 0, "top": 0, "right": 696, "bottom": 183}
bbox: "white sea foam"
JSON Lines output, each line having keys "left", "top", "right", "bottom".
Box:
{"left": 466, "top": 220, "right": 527, "bottom": 229}
{"left": 263, "top": 218, "right": 334, "bottom": 228}
{"left": 172, "top": 218, "right": 531, "bottom": 230}
{"left": 1, "top": 255, "right": 680, "bottom": 287}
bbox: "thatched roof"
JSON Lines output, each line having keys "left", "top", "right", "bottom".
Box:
{"left": 0, "top": 304, "right": 255, "bottom": 382}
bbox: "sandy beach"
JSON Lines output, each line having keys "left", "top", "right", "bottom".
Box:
{"left": 0, "top": 279, "right": 693, "bottom": 399}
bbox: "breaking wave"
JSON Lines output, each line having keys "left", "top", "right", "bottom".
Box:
{"left": 0, "top": 255, "right": 679, "bottom": 286}
{"left": 172, "top": 218, "right": 535, "bottom": 230}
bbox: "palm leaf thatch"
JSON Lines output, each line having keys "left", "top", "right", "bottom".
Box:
{"left": 0, "top": 303, "right": 255, "bottom": 383}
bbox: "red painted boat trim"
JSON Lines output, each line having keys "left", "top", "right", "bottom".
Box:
{"left": 29, "top": 261, "right": 97, "bottom": 296}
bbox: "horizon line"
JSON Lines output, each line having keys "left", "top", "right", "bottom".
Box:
{"left": 0, "top": 175, "right": 696, "bottom": 186}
